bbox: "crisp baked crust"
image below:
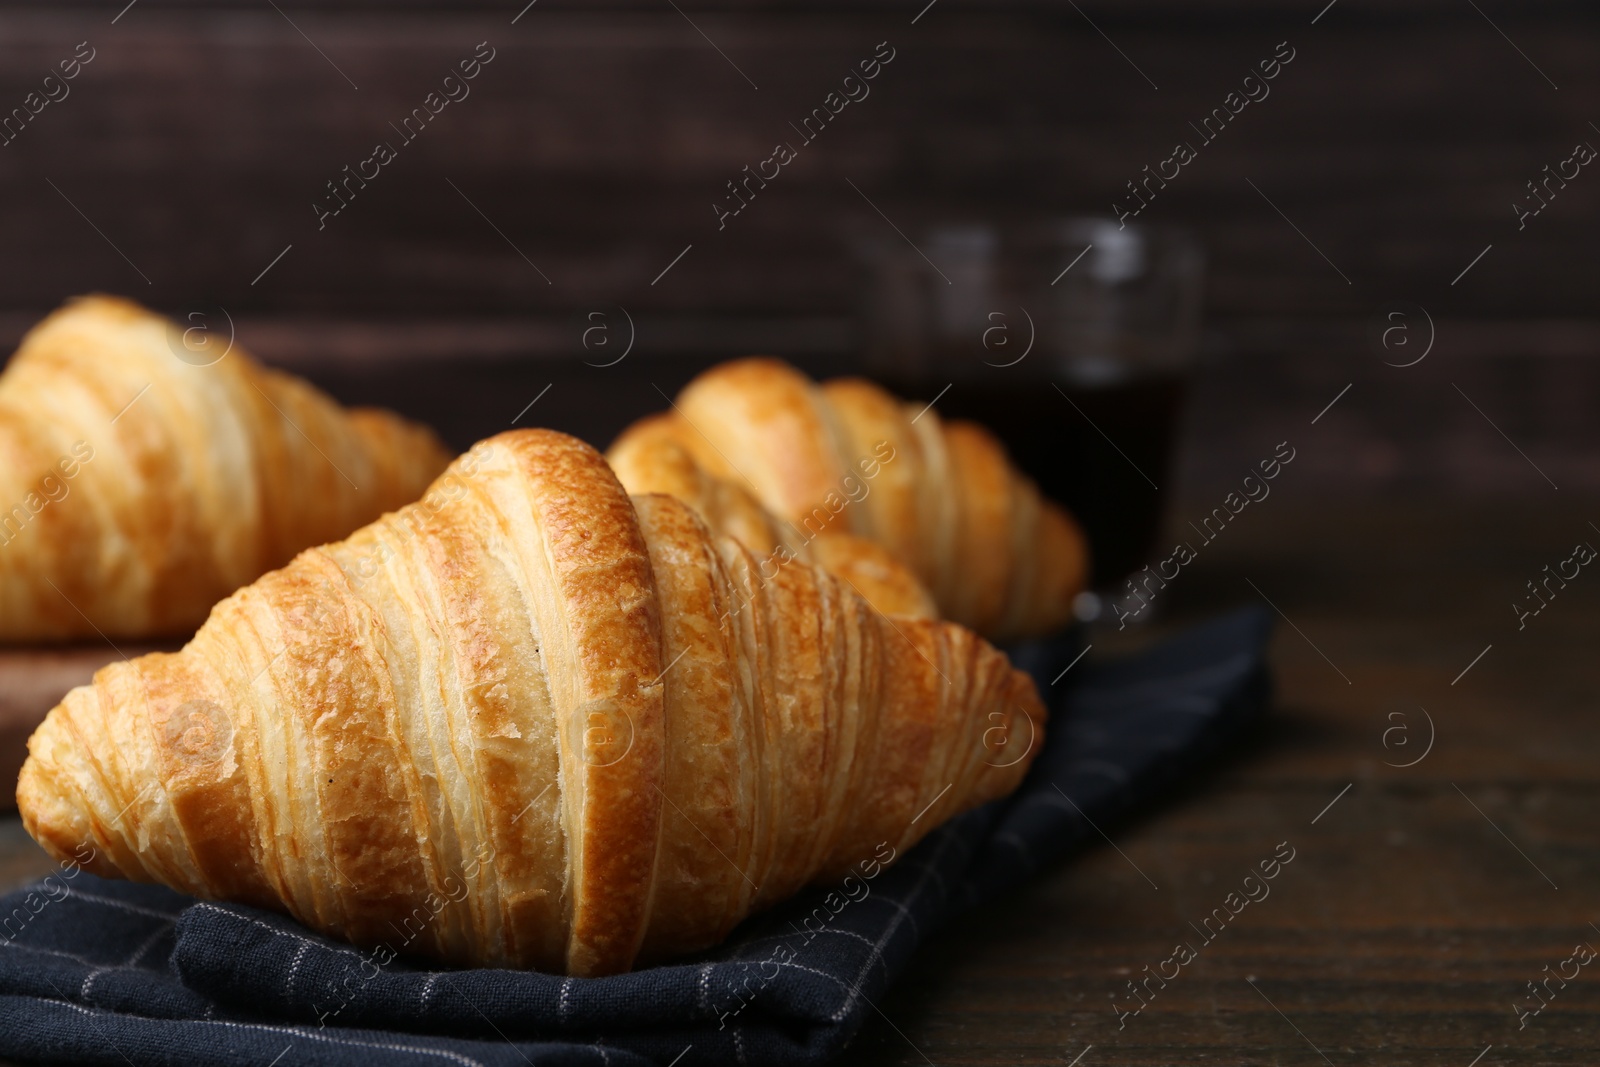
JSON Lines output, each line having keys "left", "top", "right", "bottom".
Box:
{"left": 0, "top": 295, "right": 452, "bottom": 639}
{"left": 609, "top": 357, "right": 1089, "bottom": 640}
{"left": 18, "top": 430, "right": 1046, "bottom": 976}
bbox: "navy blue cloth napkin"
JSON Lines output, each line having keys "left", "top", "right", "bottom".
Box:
{"left": 0, "top": 607, "right": 1271, "bottom": 1067}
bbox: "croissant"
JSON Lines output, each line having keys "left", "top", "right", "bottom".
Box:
{"left": 601, "top": 410, "right": 937, "bottom": 622}
{"left": 17, "top": 429, "right": 1045, "bottom": 977}
{"left": 608, "top": 358, "right": 1090, "bottom": 642}
{"left": 0, "top": 295, "right": 451, "bottom": 640}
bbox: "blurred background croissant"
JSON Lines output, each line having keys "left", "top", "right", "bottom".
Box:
{"left": 0, "top": 2, "right": 1593, "bottom": 1056}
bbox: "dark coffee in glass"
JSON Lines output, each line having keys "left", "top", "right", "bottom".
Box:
{"left": 860, "top": 219, "right": 1203, "bottom": 591}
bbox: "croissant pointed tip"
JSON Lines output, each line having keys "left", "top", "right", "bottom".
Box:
{"left": 17, "top": 690, "right": 127, "bottom": 883}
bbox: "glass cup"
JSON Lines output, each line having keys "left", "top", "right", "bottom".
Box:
{"left": 859, "top": 216, "right": 1204, "bottom": 590}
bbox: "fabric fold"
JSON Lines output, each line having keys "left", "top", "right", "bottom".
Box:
{"left": 0, "top": 607, "right": 1271, "bottom": 1067}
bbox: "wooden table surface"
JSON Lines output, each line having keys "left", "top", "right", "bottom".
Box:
{"left": 1, "top": 495, "right": 1595, "bottom": 1065}
{"left": 832, "top": 496, "right": 1600, "bottom": 1066}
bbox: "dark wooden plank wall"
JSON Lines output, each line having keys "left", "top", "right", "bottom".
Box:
{"left": 0, "top": 0, "right": 1594, "bottom": 483}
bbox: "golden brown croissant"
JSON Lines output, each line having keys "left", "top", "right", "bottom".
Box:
{"left": 602, "top": 411, "right": 937, "bottom": 622}
{"left": 17, "top": 429, "right": 1045, "bottom": 977}
{"left": 608, "top": 357, "right": 1090, "bottom": 641}
{"left": 0, "top": 295, "right": 452, "bottom": 640}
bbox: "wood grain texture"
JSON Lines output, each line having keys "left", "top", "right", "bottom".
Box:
{"left": 0, "top": 0, "right": 1590, "bottom": 508}
{"left": 0, "top": 3, "right": 1592, "bottom": 326}
{"left": 834, "top": 496, "right": 1600, "bottom": 1065}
